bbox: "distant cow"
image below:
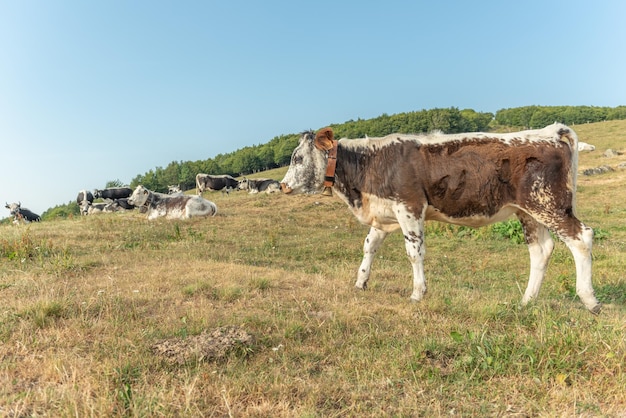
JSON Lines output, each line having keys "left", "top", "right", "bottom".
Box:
{"left": 5, "top": 202, "right": 41, "bottom": 223}
{"left": 280, "top": 124, "right": 601, "bottom": 313}
{"left": 168, "top": 185, "right": 182, "bottom": 195}
{"left": 81, "top": 201, "right": 116, "bottom": 215}
{"left": 196, "top": 174, "right": 239, "bottom": 195}
{"left": 578, "top": 141, "right": 595, "bottom": 152}
{"left": 76, "top": 190, "right": 94, "bottom": 205}
{"left": 129, "top": 185, "right": 217, "bottom": 220}
{"left": 238, "top": 178, "right": 281, "bottom": 194}
{"left": 93, "top": 187, "right": 133, "bottom": 200}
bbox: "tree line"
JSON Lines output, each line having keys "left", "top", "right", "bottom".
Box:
{"left": 129, "top": 107, "right": 497, "bottom": 192}
{"left": 129, "top": 105, "right": 625, "bottom": 193}
{"left": 494, "top": 105, "right": 626, "bottom": 129}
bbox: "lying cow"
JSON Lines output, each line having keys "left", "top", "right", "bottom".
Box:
{"left": 80, "top": 201, "right": 116, "bottom": 215}
{"left": 238, "top": 177, "right": 281, "bottom": 194}
{"left": 280, "top": 124, "right": 601, "bottom": 313}
{"left": 5, "top": 202, "right": 41, "bottom": 222}
{"left": 93, "top": 187, "right": 133, "bottom": 200}
{"left": 129, "top": 185, "right": 217, "bottom": 220}
{"left": 196, "top": 173, "right": 239, "bottom": 195}
{"left": 110, "top": 198, "right": 135, "bottom": 211}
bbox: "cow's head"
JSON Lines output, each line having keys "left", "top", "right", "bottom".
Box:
{"left": 128, "top": 185, "right": 150, "bottom": 207}
{"left": 280, "top": 128, "right": 334, "bottom": 194}
{"left": 238, "top": 177, "right": 249, "bottom": 191}
{"left": 5, "top": 202, "right": 21, "bottom": 215}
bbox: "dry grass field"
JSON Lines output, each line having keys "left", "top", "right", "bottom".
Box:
{"left": 1, "top": 121, "right": 625, "bottom": 417}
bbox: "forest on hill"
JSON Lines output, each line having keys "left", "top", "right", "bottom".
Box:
{"left": 36, "top": 104, "right": 625, "bottom": 220}
{"left": 128, "top": 105, "right": 626, "bottom": 194}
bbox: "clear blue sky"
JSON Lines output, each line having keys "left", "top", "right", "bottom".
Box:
{"left": 1, "top": 1, "right": 625, "bottom": 216}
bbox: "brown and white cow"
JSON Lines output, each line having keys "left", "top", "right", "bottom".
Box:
{"left": 129, "top": 185, "right": 217, "bottom": 220}
{"left": 280, "top": 124, "right": 601, "bottom": 313}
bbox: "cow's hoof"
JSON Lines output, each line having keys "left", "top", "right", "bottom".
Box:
{"left": 409, "top": 297, "right": 423, "bottom": 304}
{"left": 589, "top": 303, "right": 602, "bottom": 315}
{"left": 355, "top": 284, "right": 367, "bottom": 291}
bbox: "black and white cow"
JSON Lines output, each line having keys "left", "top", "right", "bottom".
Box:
{"left": 280, "top": 124, "right": 601, "bottom": 313}
{"left": 168, "top": 185, "right": 183, "bottom": 195}
{"left": 80, "top": 201, "right": 117, "bottom": 215}
{"left": 238, "top": 177, "right": 281, "bottom": 194}
{"left": 5, "top": 202, "right": 41, "bottom": 223}
{"left": 196, "top": 174, "right": 239, "bottom": 195}
{"left": 110, "top": 198, "right": 135, "bottom": 211}
{"left": 76, "top": 190, "right": 94, "bottom": 205}
{"left": 129, "top": 185, "right": 217, "bottom": 220}
{"left": 93, "top": 187, "right": 133, "bottom": 200}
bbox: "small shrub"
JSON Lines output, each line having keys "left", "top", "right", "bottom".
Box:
{"left": 490, "top": 220, "right": 525, "bottom": 244}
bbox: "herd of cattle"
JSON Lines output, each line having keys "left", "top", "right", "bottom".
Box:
{"left": 4, "top": 174, "right": 281, "bottom": 223}
{"left": 4, "top": 124, "right": 603, "bottom": 313}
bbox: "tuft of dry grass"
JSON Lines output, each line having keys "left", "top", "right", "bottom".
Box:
{"left": 1, "top": 120, "right": 625, "bottom": 416}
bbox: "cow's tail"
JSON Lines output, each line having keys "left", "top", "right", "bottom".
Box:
{"left": 557, "top": 124, "right": 579, "bottom": 215}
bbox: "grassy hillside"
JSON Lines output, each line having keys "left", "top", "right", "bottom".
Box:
{"left": 1, "top": 121, "right": 625, "bottom": 416}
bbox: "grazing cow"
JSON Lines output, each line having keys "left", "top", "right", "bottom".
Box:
{"left": 128, "top": 185, "right": 217, "bottom": 220}
{"left": 5, "top": 202, "right": 41, "bottom": 222}
{"left": 93, "top": 187, "right": 133, "bottom": 200}
{"left": 238, "top": 177, "right": 281, "bottom": 194}
{"left": 76, "top": 190, "right": 94, "bottom": 205}
{"left": 280, "top": 124, "right": 601, "bottom": 313}
{"left": 196, "top": 174, "right": 239, "bottom": 195}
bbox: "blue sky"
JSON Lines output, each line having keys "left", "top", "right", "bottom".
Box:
{"left": 1, "top": 1, "right": 625, "bottom": 215}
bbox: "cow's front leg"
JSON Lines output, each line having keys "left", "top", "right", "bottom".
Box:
{"left": 355, "top": 227, "right": 388, "bottom": 290}
{"left": 395, "top": 205, "right": 428, "bottom": 302}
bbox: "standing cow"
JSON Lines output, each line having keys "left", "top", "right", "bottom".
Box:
{"left": 5, "top": 202, "right": 41, "bottom": 223}
{"left": 129, "top": 185, "right": 217, "bottom": 220}
{"left": 93, "top": 187, "right": 133, "bottom": 200}
{"left": 196, "top": 174, "right": 239, "bottom": 195}
{"left": 280, "top": 124, "right": 601, "bottom": 313}
{"left": 238, "top": 178, "right": 281, "bottom": 194}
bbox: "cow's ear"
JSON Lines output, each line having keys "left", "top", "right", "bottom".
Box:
{"left": 314, "top": 127, "right": 335, "bottom": 151}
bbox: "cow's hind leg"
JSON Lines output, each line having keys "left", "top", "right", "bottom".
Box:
{"left": 518, "top": 213, "right": 554, "bottom": 306}
{"left": 355, "top": 227, "right": 388, "bottom": 291}
{"left": 525, "top": 211, "right": 600, "bottom": 313}
{"left": 560, "top": 223, "right": 601, "bottom": 313}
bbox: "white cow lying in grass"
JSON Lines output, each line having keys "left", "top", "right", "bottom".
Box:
{"left": 128, "top": 185, "right": 217, "bottom": 220}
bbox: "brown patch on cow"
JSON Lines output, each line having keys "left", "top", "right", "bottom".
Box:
{"left": 334, "top": 135, "right": 579, "bottom": 231}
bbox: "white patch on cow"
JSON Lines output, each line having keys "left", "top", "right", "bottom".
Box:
{"left": 129, "top": 185, "right": 217, "bottom": 220}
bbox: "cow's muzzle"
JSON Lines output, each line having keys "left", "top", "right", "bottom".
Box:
{"left": 280, "top": 183, "right": 293, "bottom": 194}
